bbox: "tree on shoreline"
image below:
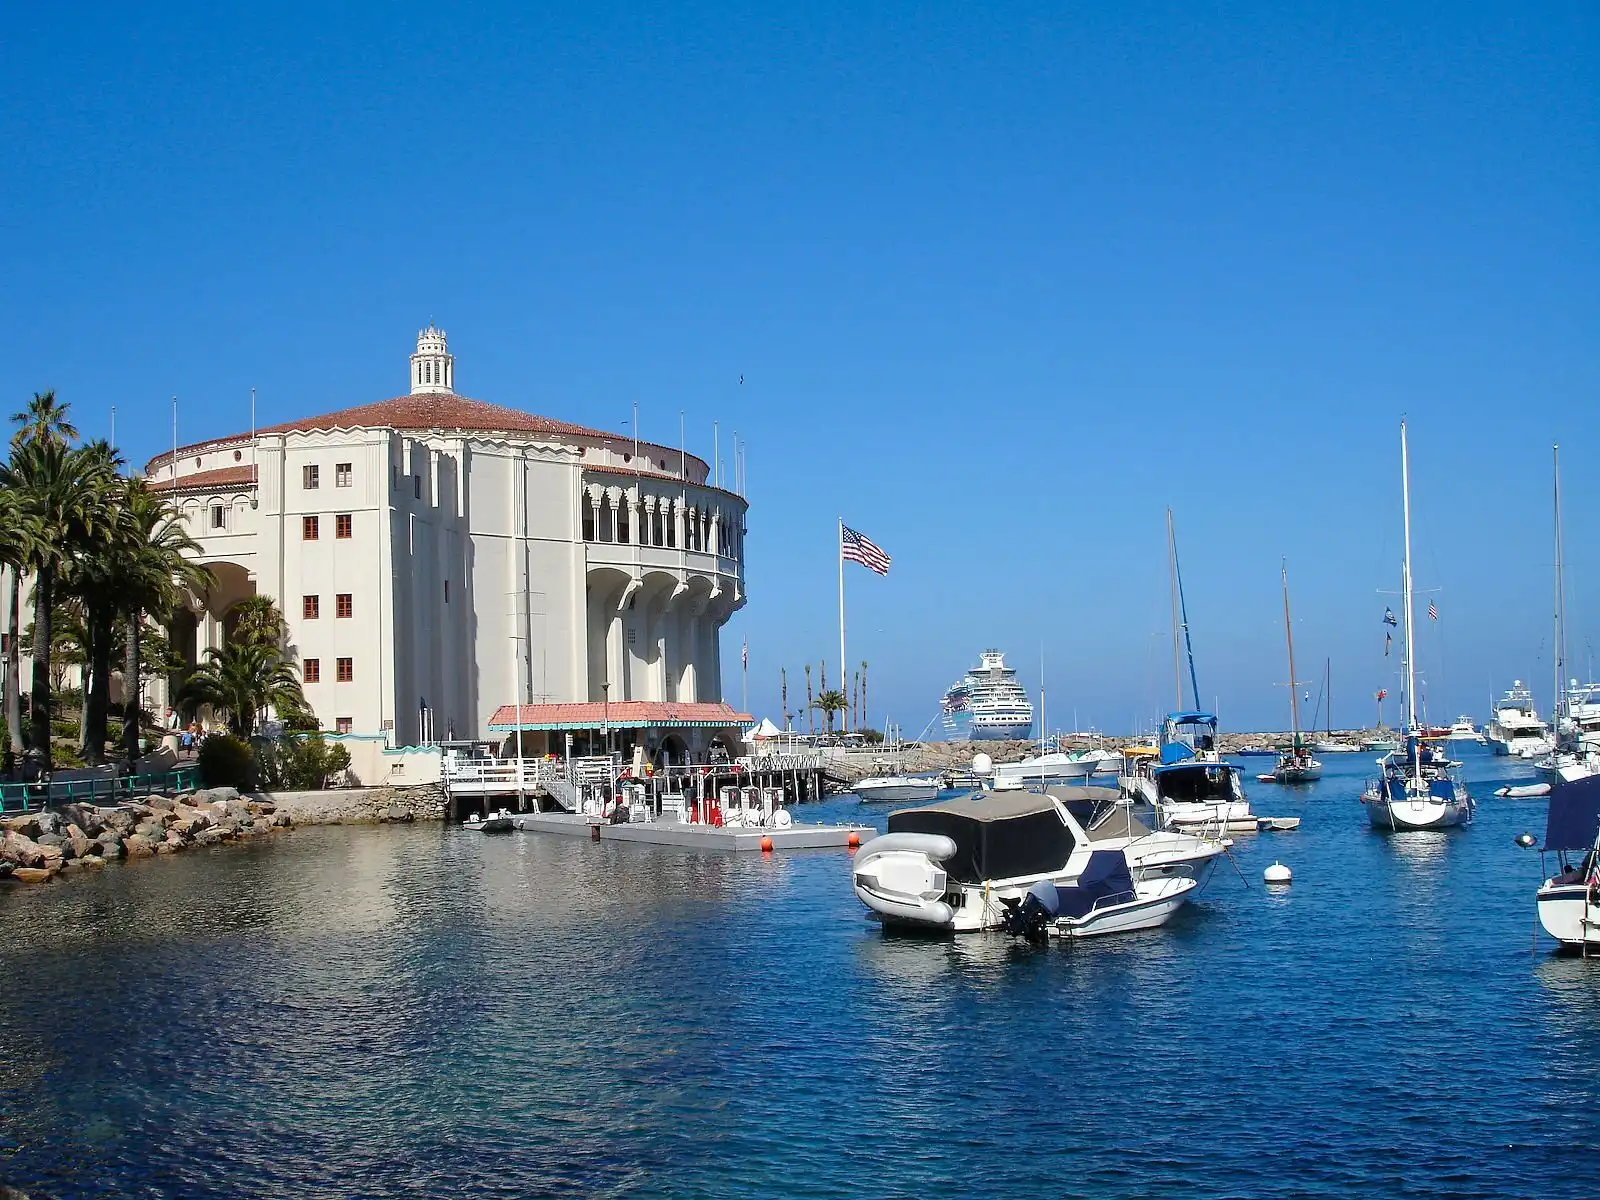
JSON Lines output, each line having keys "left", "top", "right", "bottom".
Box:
{"left": 812, "top": 688, "right": 848, "bottom": 734}
{"left": 179, "top": 641, "right": 306, "bottom": 740}
{"left": 0, "top": 485, "right": 43, "bottom": 773}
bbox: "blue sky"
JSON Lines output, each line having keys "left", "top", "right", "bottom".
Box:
{"left": 3, "top": 2, "right": 1597, "bottom": 733}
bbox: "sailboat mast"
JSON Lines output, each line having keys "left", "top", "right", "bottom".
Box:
{"left": 1554, "top": 444, "right": 1567, "bottom": 732}
{"left": 1400, "top": 421, "right": 1420, "bottom": 782}
{"left": 1166, "top": 508, "right": 1183, "bottom": 709}
{"left": 1326, "top": 657, "right": 1333, "bottom": 738}
{"left": 1282, "top": 560, "right": 1301, "bottom": 748}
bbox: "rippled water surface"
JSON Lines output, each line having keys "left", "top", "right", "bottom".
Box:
{"left": 4, "top": 747, "right": 1600, "bottom": 1198}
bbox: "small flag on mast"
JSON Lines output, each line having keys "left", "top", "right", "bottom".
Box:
{"left": 1427, "top": 599, "right": 1439, "bottom": 621}
{"left": 1383, "top": 607, "right": 1398, "bottom": 627}
{"left": 841, "top": 525, "right": 891, "bottom": 575}
{"left": 1385, "top": 632, "right": 1392, "bottom": 657}
{"left": 741, "top": 640, "right": 748, "bottom": 668}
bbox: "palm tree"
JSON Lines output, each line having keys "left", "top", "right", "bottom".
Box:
{"left": 113, "top": 480, "right": 209, "bottom": 762}
{"left": 10, "top": 390, "right": 77, "bottom": 450}
{"left": 227, "top": 595, "right": 287, "bottom": 648}
{"left": 813, "top": 688, "right": 848, "bottom": 734}
{"left": 178, "top": 641, "right": 305, "bottom": 739}
{"left": 0, "top": 484, "right": 44, "bottom": 774}
{"left": 0, "top": 436, "right": 113, "bottom": 772}
{"left": 58, "top": 441, "right": 130, "bottom": 764}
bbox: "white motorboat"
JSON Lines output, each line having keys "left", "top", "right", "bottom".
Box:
{"left": 1534, "top": 774, "right": 1600, "bottom": 950}
{"left": 1359, "top": 420, "right": 1473, "bottom": 833}
{"left": 1485, "top": 682, "right": 1553, "bottom": 757}
{"left": 1313, "top": 740, "right": 1361, "bottom": 754}
{"left": 853, "top": 775, "right": 941, "bottom": 804}
{"left": 992, "top": 751, "right": 1095, "bottom": 788}
{"left": 1044, "top": 786, "right": 1224, "bottom": 886}
{"left": 464, "top": 808, "right": 514, "bottom": 833}
{"left": 1141, "top": 713, "right": 1256, "bottom": 830}
{"left": 1362, "top": 734, "right": 1400, "bottom": 752}
{"left": 1271, "top": 750, "right": 1323, "bottom": 784}
{"left": 849, "top": 790, "right": 1211, "bottom": 933}
{"left": 997, "top": 861, "right": 1196, "bottom": 940}
{"left": 1443, "top": 716, "right": 1484, "bottom": 743}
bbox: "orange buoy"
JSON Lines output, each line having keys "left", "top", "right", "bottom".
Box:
{"left": 760, "top": 836, "right": 774, "bottom": 853}
{"left": 846, "top": 831, "right": 861, "bottom": 848}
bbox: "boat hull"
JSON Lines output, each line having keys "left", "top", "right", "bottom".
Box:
{"left": 1056, "top": 877, "right": 1196, "bottom": 938}
{"left": 1364, "top": 795, "right": 1471, "bottom": 830}
{"left": 1536, "top": 883, "right": 1600, "bottom": 949}
{"left": 852, "top": 778, "right": 941, "bottom": 804}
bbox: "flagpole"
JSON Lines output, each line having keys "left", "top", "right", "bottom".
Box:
{"left": 838, "top": 518, "right": 847, "bottom": 705}
{"left": 741, "top": 637, "right": 748, "bottom": 713}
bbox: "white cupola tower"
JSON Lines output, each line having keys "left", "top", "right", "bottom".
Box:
{"left": 410, "top": 324, "right": 455, "bottom": 395}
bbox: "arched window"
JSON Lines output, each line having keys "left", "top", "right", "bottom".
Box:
{"left": 617, "top": 495, "right": 630, "bottom": 543}
{"left": 582, "top": 492, "right": 595, "bottom": 541}
{"left": 666, "top": 502, "right": 677, "bottom": 549}
{"left": 599, "top": 494, "right": 614, "bottom": 542}
{"left": 636, "top": 501, "right": 646, "bottom": 546}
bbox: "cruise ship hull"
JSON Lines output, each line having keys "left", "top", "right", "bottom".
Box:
{"left": 940, "top": 712, "right": 1035, "bottom": 741}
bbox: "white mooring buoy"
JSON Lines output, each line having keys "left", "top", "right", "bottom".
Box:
{"left": 1263, "top": 861, "right": 1293, "bottom": 885}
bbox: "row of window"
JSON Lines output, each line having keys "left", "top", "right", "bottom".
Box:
{"left": 303, "top": 657, "right": 354, "bottom": 684}
{"left": 304, "top": 464, "right": 354, "bottom": 490}
{"left": 303, "top": 514, "right": 354, "bottom": 540}
{"left": 302, "top": 594, "right": 354, "bottom": 620}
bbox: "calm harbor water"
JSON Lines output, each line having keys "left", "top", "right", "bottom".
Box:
{"left": 3, "top": 746, "right": 1599, "bottom": 1199}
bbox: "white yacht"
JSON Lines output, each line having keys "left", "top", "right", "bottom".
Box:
{"left": 1443, "top": 717, "right": 1484, "bottom": 743}
{"left": 849, "top": 789, "right": 1214, "bottom": 934}
{"left": 1485, "top": 682, "right": 1553, "bottom": 757}
{"left": 1534, "top": 774, "right": 1600, "bottom": 951}
{"left": 991, "top": 747, "right": 1118, "bottom": 788}
{"left": 853, "top": 775, "right": 941, "bottom": 804}
{"left": 938, "top": 650, "right": 1035, "bottom": 741}
{"left": 1132, "top": 712, "right": 1256, "bottom": 830}
{"left": 1360, "top": 420, "right": 1473, "bottom": 832}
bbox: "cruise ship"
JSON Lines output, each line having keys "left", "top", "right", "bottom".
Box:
{"left": 938, "top": 650, "right": 1035, "bottom": 741}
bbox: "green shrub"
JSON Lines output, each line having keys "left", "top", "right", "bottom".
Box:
{"left": 198, "top": 733, "right": 253, "bottom": 790}
{"left": 50, "top": 718, "right": 78, "bottom": 740}
{"left": 252, "top": 734, "right": 352, "bottom": 791}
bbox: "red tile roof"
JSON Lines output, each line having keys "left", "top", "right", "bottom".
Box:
{"left": 487, "top": 701, "right": 753, "bottom": 730}
{"left": 147, "top": 465, "right": 258, "bottom": 492}
{"left": 255, "top": 394, "right": 611, "bottom": 440}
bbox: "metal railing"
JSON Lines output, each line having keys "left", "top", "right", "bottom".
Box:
{"left": 0, "top": 766, "right": 202, "bottom": 815}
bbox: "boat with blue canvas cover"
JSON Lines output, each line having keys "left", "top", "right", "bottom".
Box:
{"left": 1360, "top": 419, "right": 1473, "bottom": 832}
{"left": 1136, "top": 712, "right": 1256, "bottom": 830}
{"left": 1535, "top": 774, "right": 1600, "bottom": 950}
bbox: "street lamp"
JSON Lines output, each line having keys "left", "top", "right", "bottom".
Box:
{"left": 600, "top": 680, "right": 610, "bottom": 757}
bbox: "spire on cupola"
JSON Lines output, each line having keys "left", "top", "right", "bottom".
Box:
{"left": 410, "top": 324, "right": 455, "bottom": 395}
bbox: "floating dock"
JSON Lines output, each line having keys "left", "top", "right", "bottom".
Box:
{"left": 507, "top": 811, "right": 872, "bottom": 850}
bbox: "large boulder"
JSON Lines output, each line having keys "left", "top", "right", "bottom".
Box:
{"left": 272, "top": 811, "right": 293, "bottom": 828}
{"left": 57, "top": 804, "right": 105, "bottom": 838}
{"left": 34, "top": 811, "right": 62, "bottom": 837}
{"left": 104, "top": 810, "right": 138, "bottom": 836}
{"left": 68, "top": 831, "right": 92, "bottom": 860}
{"left": 77, "top": 853, "right": 105, "bottom": 869}
{"left": 1, "top": 831, "right": 46, "bottom": 868}
{"left": 225, "top": 798, "right": 252, "bottom": 821}
{"left": 35, "top": 831, "right": 64, "bottom": 849}
{"left": 250, "top": 797, "right": 277, "bottom": 815}
{"left": 147, "top": 794, "right": 176, "bottom": 812}
{"left": 95, "top": 834, "right": 125, "bottom": 860}
{"left": 383, "top": 805, "right": 415, "bottom": 824}
{"left": 193, "top": 828, "right": 224, "bottom": 847}
{"left": 11, "top": 865, "right": 57, "bottom": 884}
{"left": 123, "top": 834, "right": 156, "bottom": 859}
{"left": 1, "top": 814, "right": 41, "bottom": 839}
{"left": 133, "top": 820, "right": 166, "bottom": 841}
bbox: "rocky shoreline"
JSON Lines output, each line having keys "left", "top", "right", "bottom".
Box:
{"left": 0, "top": 784, "right": 449, "bottom": 886}
{"left": 0, "top": 789, "right": 295, "bottom": 884}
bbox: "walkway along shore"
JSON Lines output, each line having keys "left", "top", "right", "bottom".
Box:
{"left": 0, "top": 784, "right": 447, "bottom": 886}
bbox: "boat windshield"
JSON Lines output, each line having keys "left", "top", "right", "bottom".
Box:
{"left": 1155, "top": 763, "right": 1237, "bottom": 804}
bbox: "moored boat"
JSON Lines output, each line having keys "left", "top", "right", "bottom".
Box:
{"left": 464, "top": 808, "right": 514, "bottom": 833}
{"left": 1534, "top": 774, "right": 1600, "bottom": 950}
{"left": 853, "top": 775, "right": 942, "bottom": 804}
{"left": 1359, "top": 420, "right": 1473, "bottom": 833}
{"left": 849, "top": 789, "right": 1214, "bottom": 933}
{"left": 1270, "top": 561, "right": 1322, "bottom": 785}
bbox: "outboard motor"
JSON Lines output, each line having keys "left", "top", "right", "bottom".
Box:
{"left": 999, "top": 879, "right": 1061, "bottom": 943}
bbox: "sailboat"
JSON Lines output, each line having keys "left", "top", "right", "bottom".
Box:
{"left": 1360, "top": 419, "right": 1474, "bottom": 831}
{"left": 1144, "top": 510, "right": 1256, "bottom": 830}
{"left": 1271, "top": 561, "right": 1322, "bottom": 784}
{"left": 1311, "top": 659, "right": 1359, "bottom": 753}
{"left": 1536, "top": 445, "right": 1598, "bottom": 785}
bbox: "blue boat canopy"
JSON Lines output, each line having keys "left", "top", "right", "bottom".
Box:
{"left": 1159, "top": 743, "right": 1195, "bottom": 764}
{"left": 1165, "top": 712, "right": 1218, "bottom": 727}
{"left": 1544, "top": 774, "right": 1600, "bottom": 852}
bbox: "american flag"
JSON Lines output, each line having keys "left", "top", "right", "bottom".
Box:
{"left": 1427, "top": 599, "right": 1439, "bottom": 621}
{"left": 841, "top": 524, "right": 891, "bottom": 575}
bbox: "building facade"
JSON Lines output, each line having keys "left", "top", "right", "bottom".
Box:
{"left": 146, "top": 328, "right": 747, "bottom": 746}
